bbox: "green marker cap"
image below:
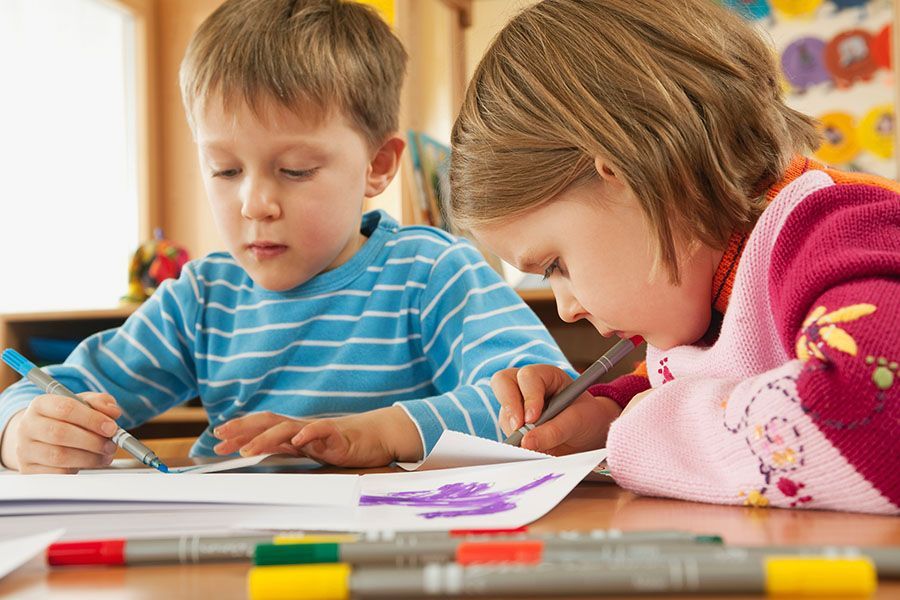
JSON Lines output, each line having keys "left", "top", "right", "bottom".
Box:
{"left": 254, "top": 543, "right": 340, "bottom": 566}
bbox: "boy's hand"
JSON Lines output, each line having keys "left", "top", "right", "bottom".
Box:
{"left": 212, "top": 406, "right": 423, "bottom": 467}
{"left": 492, "top": 364, "right": 622, "bottom": 455}
{"left": 0, "top": 393, "right": 122, "bottom": 473}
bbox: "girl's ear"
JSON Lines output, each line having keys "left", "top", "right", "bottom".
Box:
{"left": 593, "top": 156, "right": 620, "bottom": 183}
{"left": 365, "top": 136, "right": 405, "bottom": 198}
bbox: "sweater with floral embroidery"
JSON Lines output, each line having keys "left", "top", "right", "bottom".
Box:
{"left": 590, "top": 158, "right": 899, "bottom": 514}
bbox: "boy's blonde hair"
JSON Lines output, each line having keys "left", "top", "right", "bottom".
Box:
{"left": 180, "top": 0, "right": 407, "bottom": 147}
{"left": 449, "top": 0, "right": 820, "bottom": 282}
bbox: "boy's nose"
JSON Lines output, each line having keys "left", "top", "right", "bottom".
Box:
{"left": 241, "top": 181, "right": 282, "bottom": 220}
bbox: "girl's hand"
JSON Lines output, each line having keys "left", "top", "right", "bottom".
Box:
{"left": 212, "top": 406, "right": 423, "bottom": 467}
{"left": 0, "top": 393, "right": 122, "bottom": 473}
{"left": 491, "top": 364, "right": 622, "bottom": 455}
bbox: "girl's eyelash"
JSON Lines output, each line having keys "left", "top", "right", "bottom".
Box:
{"left": 212, "top": 169, "right": 240, "bottom": 178}
{"left": 542, "top": 259, "right": 560, "bottom": 281}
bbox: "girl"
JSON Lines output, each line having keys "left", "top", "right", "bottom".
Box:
{"left": 448, "top": 0, "right": 898, "bottom": 513}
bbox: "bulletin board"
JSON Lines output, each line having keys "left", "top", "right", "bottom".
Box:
{"left": 723, "top": 0, "right": 899, "bottom": 179}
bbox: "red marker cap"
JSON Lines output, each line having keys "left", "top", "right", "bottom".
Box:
{"left": 47, "top": 540, "right": 126, "bottom": 567}
{"left": 456, "top": 540, "right": 544, "bottom": 565}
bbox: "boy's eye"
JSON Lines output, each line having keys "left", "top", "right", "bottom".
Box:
{"left": 542, "top": 259, "right": 560, "bottom": 281}
{"left": 211, "top": 168, "right": 240, "bottom": 178}
{"left": 281, "top": 168, "right": 318, "bottom": 180}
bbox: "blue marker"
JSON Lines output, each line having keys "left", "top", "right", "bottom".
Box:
{"left": 1, "top": 348, "right": 169, "bottom": 473}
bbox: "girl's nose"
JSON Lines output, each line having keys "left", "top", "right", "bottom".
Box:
{"left": 554, "top": 286, "right": 587, "bottom": 324}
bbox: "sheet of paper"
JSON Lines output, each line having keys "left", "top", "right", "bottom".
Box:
{"left": 397, "top": 430, "right": 549, "bottom": 471}
{"left": 80, "top": 453, "right": 279, "bottom": 475}
{"left": 0, "top": 472, "right": 359, "bottom": 507}
{"left": 0, "top": 529, "right": 63, "bottom": 580}
{"left": 238, "top": 448, "right": 608, "bottom": 533}
{"left": 0, "top": 506, "right": 329, "bottom": 541}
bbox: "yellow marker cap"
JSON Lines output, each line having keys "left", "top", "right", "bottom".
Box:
{"left": 765, "top": 556, "right": 877, "bottom": 597}
{"left": 273, "top": 534, "right": 357, "bottom": 545}
{"left": 248, "top": 564, "right": 350, "bottom": 600}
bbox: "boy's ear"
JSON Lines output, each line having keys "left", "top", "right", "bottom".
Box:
{"left": 365, "top": 135, "right": 405, "bottom": 197}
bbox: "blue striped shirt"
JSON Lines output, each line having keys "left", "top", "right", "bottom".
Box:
{"left": 0, "top": 211, "right": 572, "bottom": 457}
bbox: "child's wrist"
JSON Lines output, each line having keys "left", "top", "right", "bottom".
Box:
{"left": 379, "top": 406, "right": 423, "bottom": 462}
{"left": 0, "top": 410, "right": 25, "bottom": 471}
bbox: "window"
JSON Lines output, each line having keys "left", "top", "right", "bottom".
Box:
{"left": 0, "top": 0, "right": 141, "bottom": 312}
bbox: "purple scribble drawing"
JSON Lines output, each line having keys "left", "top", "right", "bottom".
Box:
{"left": 359, "top": 473, "right": 563, "bottom": 519}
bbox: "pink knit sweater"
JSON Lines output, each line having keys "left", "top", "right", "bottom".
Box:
{"left": 592, "top": 160, "right": 899, "bottom": 514}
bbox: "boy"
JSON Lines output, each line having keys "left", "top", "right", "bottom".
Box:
{"left": 0, "top": 0, "right": 571, "bottom": 473}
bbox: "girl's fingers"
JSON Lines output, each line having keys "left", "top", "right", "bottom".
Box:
{"left": 490, "top": 368, "right": 525, "bottom": 434}
{"left": 26, "top": 440, "right": 115, "bottom": 470}
{"left": 26, "top": 414, "right": 117, "bottom": 456}
{"left": 516, "top": 366, "right": 551, "bottom": 424}
{"left": 240, "top": 421, "right": 304, "bottom": 456}
{"left": 521, "top": 394, "right": 599, "bottom": 453}
{"left": 32, "top": 395, "right": 119, "bottom": 439}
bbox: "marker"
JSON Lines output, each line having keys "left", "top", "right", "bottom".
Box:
{"left": 247, "top": 556, "right": 877, "bottom": 599}
{"left": 47, "top": 534, "right": 367, "bottom": 567}
{"left": 1, "top": 348, "right": 169, "bottom": 473}
{"left": 455, "top": 541, "right": 900, "bottom": 577}
{"left": 254, "top": 533, "right": 723, "bottom": 567}
{"left": 45, "top": 529, "right": 525, "bottom": 567}
{"left": 504, "top": 335, "right": 643, "bottom": 446}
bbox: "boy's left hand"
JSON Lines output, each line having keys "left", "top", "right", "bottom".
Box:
{"left": 211, "top": 406, "right": 423, "bottom": 467}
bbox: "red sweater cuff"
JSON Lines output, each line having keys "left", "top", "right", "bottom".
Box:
{"left": 589, "top": 374, "right": 651, "bottom": 410}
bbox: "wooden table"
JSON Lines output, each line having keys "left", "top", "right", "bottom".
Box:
{"left": 2, "top": 454, "right": 898, "bottom": 600}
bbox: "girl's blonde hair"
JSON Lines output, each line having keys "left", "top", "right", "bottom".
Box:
{"left": 449, "top": 0, "right": 820, "bottom": 282}
{"left": 180, "top": 0, "right": 407, "bottom": 148}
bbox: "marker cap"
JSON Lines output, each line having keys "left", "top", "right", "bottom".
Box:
{"left": 254, "top": 543, "right": 340, "bottom": 566}
{"left": 248, "top": 564, "right": 350, "bottom": 600}
{"left": 47, "top": 540, "right": 126, "bottom": 567}
{"left": 764, "top": 557, "right": 876, "bottom": 596}
{"left": 456, "top": 540, "right": 544, "bottom": 565}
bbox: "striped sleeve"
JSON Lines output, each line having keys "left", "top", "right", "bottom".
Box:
{"left": 0, "top": 264, "right": 202, "bottom": 435}
{"left": 394, "top": 239, "right": 573, "bottom": 454}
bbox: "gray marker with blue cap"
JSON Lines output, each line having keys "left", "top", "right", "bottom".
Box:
{"left": 1, "top": 348, "right": 169, "bottom": 473}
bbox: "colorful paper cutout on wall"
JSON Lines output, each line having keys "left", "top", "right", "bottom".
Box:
{"left": 815, "top": 111, "right": 861, "bottom": 164}
{"left": 724, "top": 0, "right": 773, "bottom": 20}
{"left": 857, "top": 104, "right": 895, "bottom": 159}
{"left": 781, "top": 37, "right": 831, "bottom": 90}
{"left": 770, "top": 0, "right": 825, "bottom": 18}
{"left": 824, "top": 29, "right": 878, "bottom": 86}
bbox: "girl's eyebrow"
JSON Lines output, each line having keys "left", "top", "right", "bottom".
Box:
{"left": 515, "top": 251, "right": 543, "bottom": 272}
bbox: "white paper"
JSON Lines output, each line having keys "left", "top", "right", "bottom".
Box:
{"left": 238, "top": 448, "right": 608, "bottom": 533}
{"left": 0, "top": 529, "right": 64, "bottom": 580}
{"left": 0, "top": 472, "right": 359, "bottom": 507}
{"left": 77, "top": 453, "right": 307, "bottom": 475}
{"left": 397, "top": 430, "right": 550, "bottom": 471}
